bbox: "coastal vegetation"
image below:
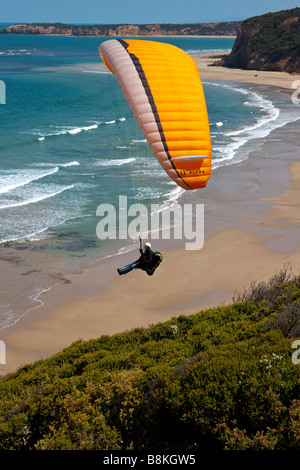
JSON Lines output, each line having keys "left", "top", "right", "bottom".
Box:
{"left": 223, "top": 7, "right": 300, "bottom": 72}
{"left": 0, "top": 266, "right": 299, "bottom": 450}
{"left": 0, "top": 21, "right": 239, "bottom": 36}
{"left": 2, "top": 8, "right": 300, "bottom": 74}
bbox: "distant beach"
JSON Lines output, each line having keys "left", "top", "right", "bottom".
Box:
{"left": 1, "top": 44, "right": 300, "bottom": 376}
{"left": 193, "top": 51, "right": 300, "bottom": 89}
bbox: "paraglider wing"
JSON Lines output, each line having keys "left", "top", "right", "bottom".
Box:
{"left": 99, "top": 39, "right": 212, "bottom": 190}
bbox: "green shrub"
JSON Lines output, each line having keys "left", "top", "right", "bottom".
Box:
{"left": 0, "top": 271, "right": 299, "bottom": 450}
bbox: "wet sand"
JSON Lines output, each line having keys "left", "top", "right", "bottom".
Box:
{"left": 193, "top": 52, "right": 300, "bottom": 90}
{"left": 1, "top": 58, "right": 300, "bottom": 377}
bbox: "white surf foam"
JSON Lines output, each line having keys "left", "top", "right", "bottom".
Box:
{"left": 131, "top": 139, "right": 147, "bottom": 144}
{"left": 0, "top": 167, "right": 59, "bottom": 195}
{"left": 0, "top": 185, "right": 74, "bottom": 210}
{"left": 94, "top": 157, "right": 136, "bottom": 167}
{"left": 32, "top": 161, "right": 80, "bottom": 168}
{"left": 204, "top": 81, "right": 288, "bottom": 169}
{"left": 36, "top": 118, "right": 126, "bottom": 141}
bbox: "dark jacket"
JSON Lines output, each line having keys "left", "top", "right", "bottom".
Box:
{"left": 139, "top": 248, "right": 155, "bottom": 268}
{"left": 138, "top": 248, "right": 163, "bottom": 275}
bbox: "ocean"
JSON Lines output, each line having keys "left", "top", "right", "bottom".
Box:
{"left": 0, "top": 31, "right": 299, "bottom": 330}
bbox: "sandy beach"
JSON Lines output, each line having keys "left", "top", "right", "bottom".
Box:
{"left": 1, "top": 54, "right": 300, "bottom": 377}
{"left": 193, "top": 52, "right": 300, "bottom": 90}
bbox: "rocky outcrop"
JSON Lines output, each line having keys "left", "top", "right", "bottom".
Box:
{"left": 0, "top": 21, "right": 239, "bottom": 36}
{"left": 0, "top": 23, "right": 74, "bottom": 35}
{"left": 222, "top": 8, "right": 300, "bottom": 73}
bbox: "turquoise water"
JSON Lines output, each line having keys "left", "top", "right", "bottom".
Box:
{"left": 0, "top": 35, "right": 236, "bottom": 253}
{"left": 0, "top": 32, "right": 299, "bottom": 329}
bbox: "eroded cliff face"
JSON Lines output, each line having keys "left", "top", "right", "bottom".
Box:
{"left": 223, "top": 8, "right": 300, "bottom": 73}
{"left": 1, "top": 24, "right": 74, "bottom": 35}
{"left": 0, "top": 22, "right": 239, "bottom": 37}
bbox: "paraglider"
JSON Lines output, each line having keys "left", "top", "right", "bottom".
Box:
{"left": 117, "top": 240, "right": 163, "bottom": 276}
{"left": 99, "top": 39, "right": 212, "bottom": 190}
{"left": 99, "top": 39, "right": 211, "bottom": 276}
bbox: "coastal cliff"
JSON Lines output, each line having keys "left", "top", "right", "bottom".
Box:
{"left": 222, "top": 8, "right": 300, "bottom": 73}
{"left": 0, "top": 21, "right": 239, "bottom": 36}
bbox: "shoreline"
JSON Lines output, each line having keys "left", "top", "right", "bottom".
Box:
{"left": 79, "top": 51, "right": 300, "bottom": 90}
{"left": 193, "top": 52, "right": 300, "bottom": 90}
{"left": 22, "top": 35, "right": 237, "bottom": 38}
{"left": 1, "top": 62, "right": 300, "bottom": 376}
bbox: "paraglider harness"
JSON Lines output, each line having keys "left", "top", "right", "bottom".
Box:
{"left": 117, "top": 239, "right": 163, "bottom": 276}
{"left": 137, "top": 239, "right": 163, "bottom": 276}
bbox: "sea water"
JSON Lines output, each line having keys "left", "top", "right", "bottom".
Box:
{"left": 0, "top": 31, "right": 299, "bottom": 329}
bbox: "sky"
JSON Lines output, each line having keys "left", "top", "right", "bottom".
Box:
{"left": 1, "top": 0, "right": 299, "bottom": 24}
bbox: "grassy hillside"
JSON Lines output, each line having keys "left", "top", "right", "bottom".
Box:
{"left": 0, "top": 267, "right": 299, "bottom": 450}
